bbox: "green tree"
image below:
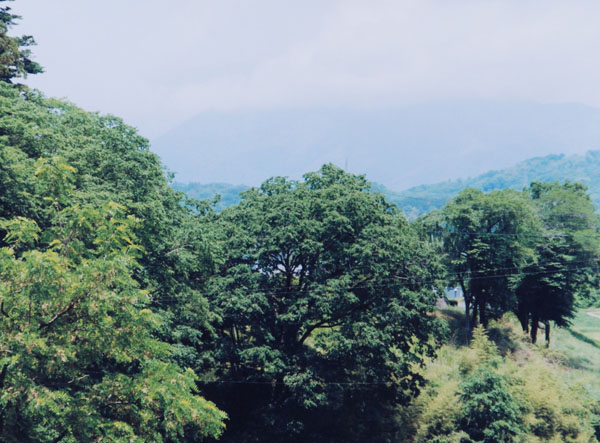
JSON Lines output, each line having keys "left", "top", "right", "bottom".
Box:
{"left": 201, "top": 165, "right": 443, "bottom": 442}
{"left": 430, "top": 188, "right": 538, "bottom": 333}
{"left": 0, "top": 81, "right": 217, "bottom": 380}
{"left": 515, "top": 182, "right": 600, "bottom": 344}
{"left": 0, "top": 160, "right": 226, "bottom": 441}
{"left": 459, "top": 367, "right": 525, "bottom": 443}
{"left": 0, "top": 0, "right": 42, "bottom": 84}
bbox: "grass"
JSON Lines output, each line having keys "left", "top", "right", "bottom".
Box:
{"left": 552, "top": 309, "right": 600, "bottom": 398}
{"left": 436, "top": 306, "right": 600, "bottom": 399}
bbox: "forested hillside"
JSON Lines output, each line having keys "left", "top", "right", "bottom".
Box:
{"left": 391, "top": 151, "right": 600, "bottom": 217}
{"left": 182, "top": 151, "right": 600, "bottom": 218}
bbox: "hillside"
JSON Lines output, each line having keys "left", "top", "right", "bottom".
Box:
{"left": 390, "top": 150, "right": 600, "bottom": 217}
{"left": 172, "top": 150, "right": 600, "bottom": 217}
{"left": 405, "top": 309, "right": 600, "bottom": 441}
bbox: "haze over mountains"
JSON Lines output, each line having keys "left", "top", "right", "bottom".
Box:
{"left": 152, "top": 100, "right": 600, "bottom": 190}
{"left": 174, "top": 150, "right": 600, "bottom": 219}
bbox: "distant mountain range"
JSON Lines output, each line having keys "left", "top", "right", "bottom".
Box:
{"left": 173, "top": 150, "right": 600, "bottom": 217}
{"left": 152, "top": 100, "right": 600, "bottom": 190}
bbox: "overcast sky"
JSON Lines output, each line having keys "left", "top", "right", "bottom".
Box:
{"left": 12, "top": 1, "right": 600, "bottom": 139}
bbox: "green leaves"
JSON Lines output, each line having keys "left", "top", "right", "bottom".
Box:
{"left": 0, "top": 171, "right": 226, "bottom": 441}
{"left": 0, "top": 0, "right": 43, "bottom": 84}
{"left": 202, "top": 165, "right": 443, "bottom": 441}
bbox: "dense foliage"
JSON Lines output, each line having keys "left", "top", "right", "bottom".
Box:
{"left": 410, "top": 322, "right": 600, "bottom": 442}
{"left": 424, "top": 184, "right": 600, "bottom": 343}
{"left": 430, "top": 189, "right": 539, "bottom": 333}
{"left": 516, "top": 182, "right": 600, "bottom": 342}
{"left": 199, "top": 165, "right": 444, "bottom": 442}
{"left": 0, "top": 159, "right": 225, "bottom": 440}
{"left": 0, "top": 79, "right": 226, "bottom": 439}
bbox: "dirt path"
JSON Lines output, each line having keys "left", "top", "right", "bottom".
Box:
{"left": 587, "top": 311, "right": 600, "bottom": 320}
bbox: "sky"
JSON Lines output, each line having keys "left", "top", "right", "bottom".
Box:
{"left": 12, "top": 0, "right": 600, "bottom": 140}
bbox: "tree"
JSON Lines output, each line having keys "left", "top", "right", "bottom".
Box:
{"left": 0, "top": 81, "right": 218, "bottom": 381}
{"left": 515, "top": 182, "right": 600, "bottom": 344}
{"left": 200, "top": 165, "right": 443, "bottom": 442}
{"left": 0, "top": 0, "right": 43, "bottom": 84}
{"left": 431, "top": 188, "right": 538, "bottom": 334}
{"left": 0, "top": 158, "right": 226, "bottom": 441}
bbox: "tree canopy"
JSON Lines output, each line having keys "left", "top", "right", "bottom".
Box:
{"left": 200, "top": 165, "right": 444, "bottom": 442}
{"left": 426, "top": 184, "right": 600, "bottom": 344}
{"left": 0, "top": 159, "right": 225, "bottom": 441}
{"left": 516, "top": 181, "right": 600, "bottom": 343}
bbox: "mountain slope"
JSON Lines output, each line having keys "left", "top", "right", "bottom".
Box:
{"left": 152, "top": 101, "right": 600, "bottom": 190}
{"left": 174, "top": 151, "right": 600, "bottom": 217}
{"left": 390, "top": 150, "right": 600, "bottom": 217}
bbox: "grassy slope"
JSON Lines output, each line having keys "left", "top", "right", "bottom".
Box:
{"left": 436, "top": 307, "right": 600, "bottom": 399}
{"left": 552, "top": 309, "right": 600, "bottom": 398}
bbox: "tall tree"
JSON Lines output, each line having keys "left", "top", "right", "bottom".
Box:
{"left": 516, "top": 182, "right": 600, "bottom": 344}
{"left": 0, "top": 0, "right": 42, "bottom": 84}
{"left": 433, "top": 188, "right": 538, "bottom": 333}
{"left": 0, "top": 81, "right": 217, "bottom": 377}
{"left": 201, "top": 165, "right": 444, "bottom": 442}
{"left": 0, "top": 158, "right": 225, "bottom": 441}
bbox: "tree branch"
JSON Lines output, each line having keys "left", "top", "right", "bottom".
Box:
{"left": 0, "top": 364, "right": 8, "bottom": 390}
{"left": 51, "top": 430, "right": 68, "bottom": 443}
{"left": 0, "top": 302, "right": 9, "bottom": 318}
{"left": 39, "top": 302, "right": 74, "bottom": 330}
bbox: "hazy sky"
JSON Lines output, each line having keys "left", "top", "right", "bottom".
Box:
{"left": 13, "top": 1, "right": 600, "bottom": 139}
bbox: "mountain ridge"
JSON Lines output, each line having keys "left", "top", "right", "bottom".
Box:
{"left": 173, "top": 150, "right": 600, "bottom": 217}
{"left": 152, "top": 100, "right": 600, "bottom": 190}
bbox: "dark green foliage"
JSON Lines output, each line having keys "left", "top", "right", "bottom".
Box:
{"left": 427, "top": 182, "right": 599, "bottom": 344}
{"left": 516, "top": 182, "right": 600, "bottom": 343}
{"left": 459, "top": 368, "right": 524, "bottom": 442}
{"left": 0, "top": 0, "right": 42, "bottom": 84}
{"left": 201, "top": 165, "right": 444, "bottom": 442}
{"left": 427, "top": 188, "right": 538, "bottom": 333}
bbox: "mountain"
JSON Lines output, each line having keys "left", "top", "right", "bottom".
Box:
{"left": 382, "top": 150, "right": 600, "bottom": 217}
{"left": 151, "top": 101, "right": 600, "bottom": 190}
{"left": 173, "top": 151, "right": 600, "bottom": 217}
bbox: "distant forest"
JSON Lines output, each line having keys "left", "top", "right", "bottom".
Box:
{"left": 176, "top": 150, "right": 600, "bottom": 217}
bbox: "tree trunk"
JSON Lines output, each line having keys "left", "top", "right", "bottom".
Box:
{"left": 545, "top": 321, "right": 551, "bottom": 347}
{"left": 530, "top": 313, "right": 539, "bottom": 344}
{"left": 479, "top": 295, "right": 488, "bottom": 328}
{"left": 460, "top": 280, "right": 470, "bottom": 337}
{"left": 470, "top": 300, "right": 478, "bottom": 331}
{"left": 517, "top": 304, "right": 529, "bottom": 333}
{"left": 464, "top": 297, "right": 471, "bottom": 337}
